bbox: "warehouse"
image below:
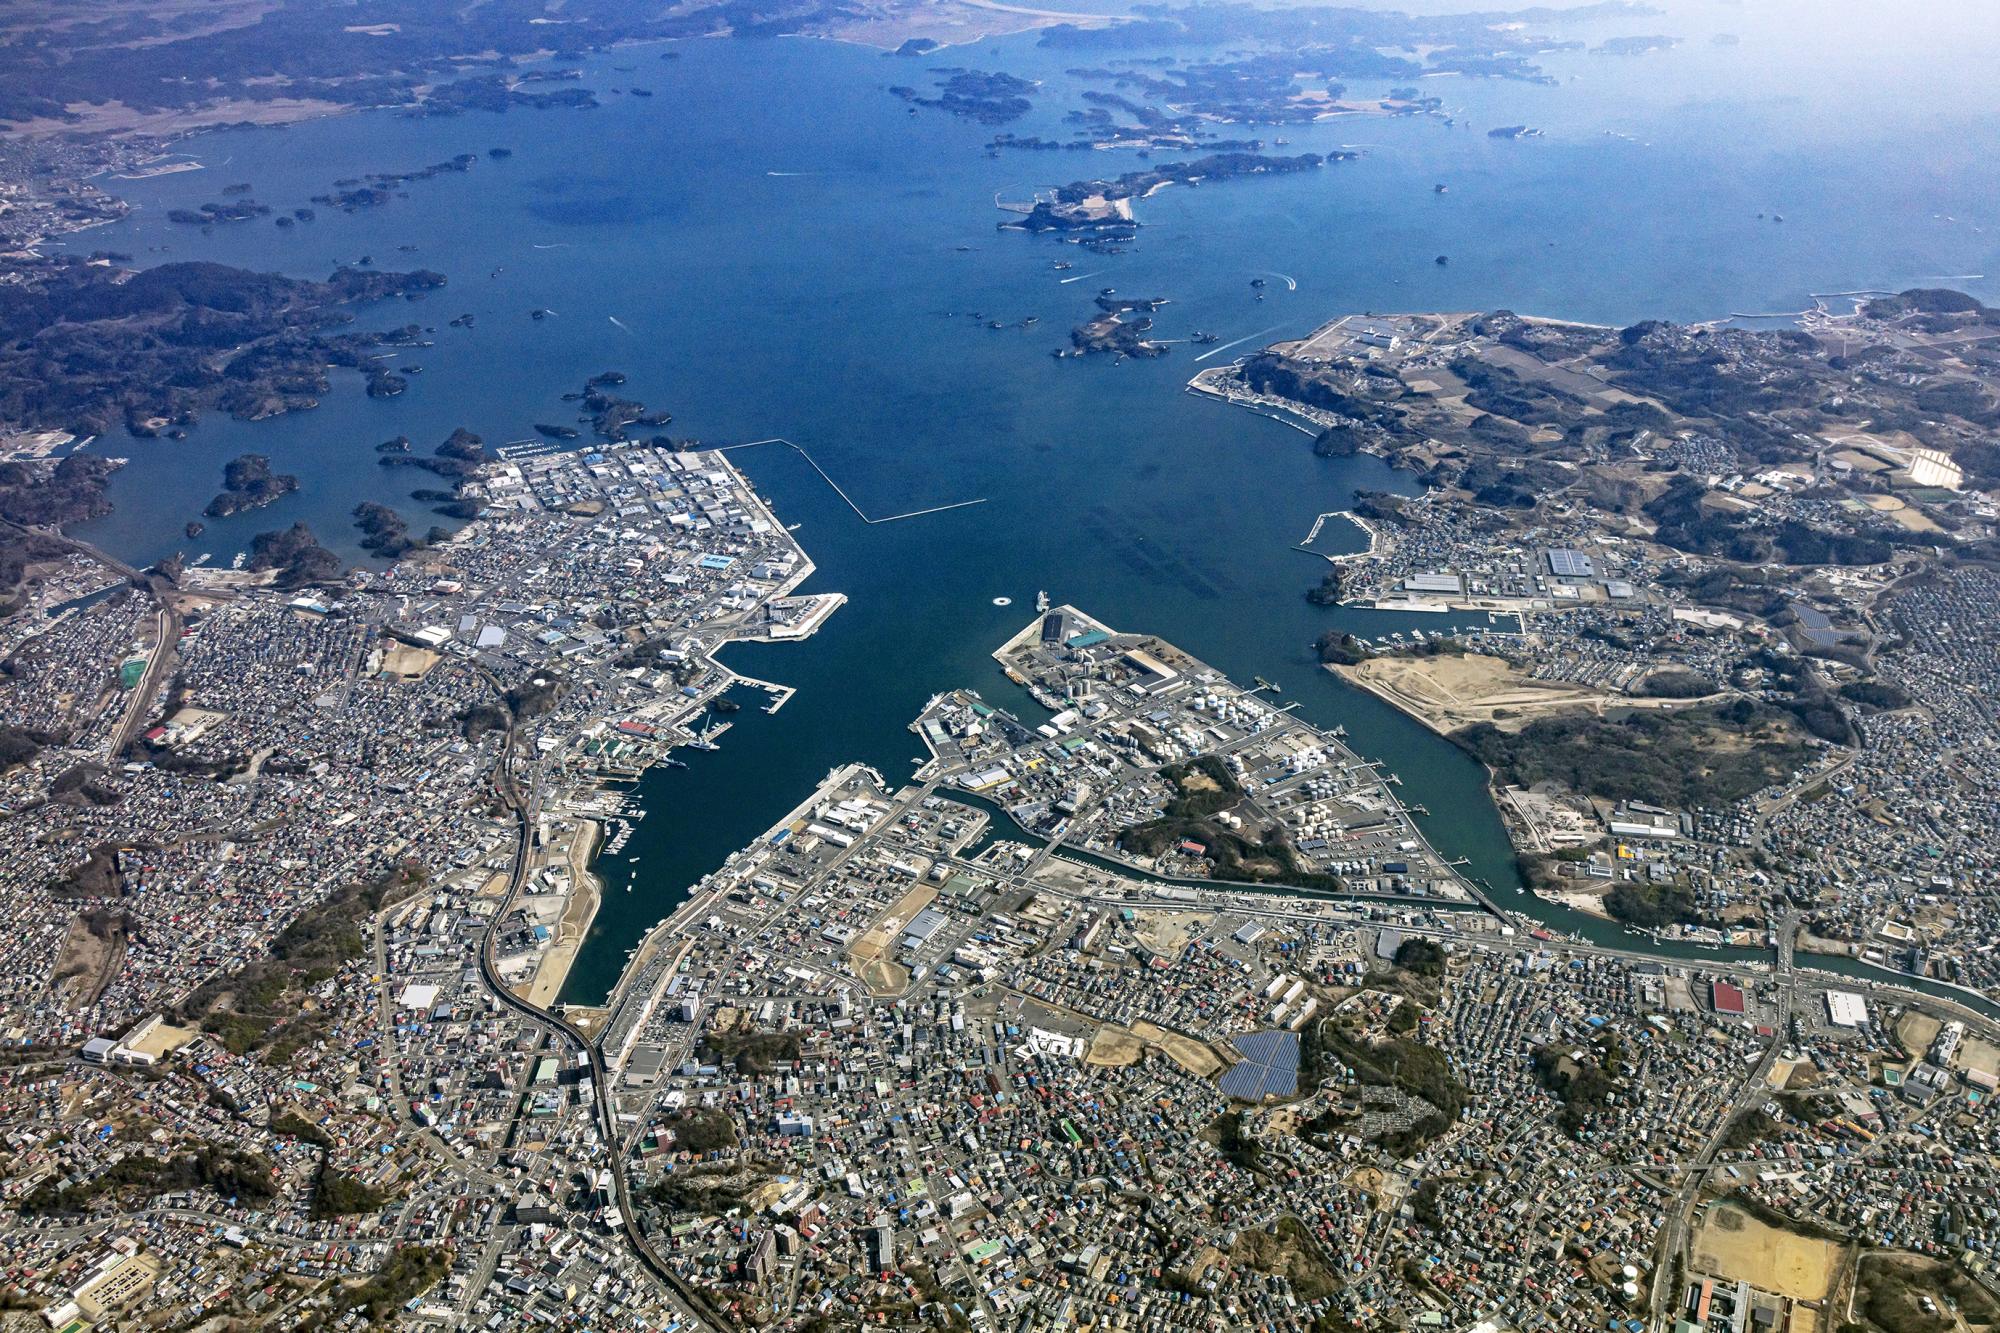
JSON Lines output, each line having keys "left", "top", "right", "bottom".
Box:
{"left": 1823, "top": 990, "right": 1868, "bottom": 1028}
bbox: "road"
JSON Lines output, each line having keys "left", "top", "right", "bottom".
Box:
{"left": 471, "top": 707, "right": 723, "bottom": 1329}
{"left": 1648, "top": 917, "right": 1799, "bottom": 1329}
{"left": 109, "top": 600, "right": 182, "bottom": 756}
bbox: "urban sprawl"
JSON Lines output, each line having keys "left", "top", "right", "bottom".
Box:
{"left": 0, "top": 426, "right": 1997, "bottom": 1333}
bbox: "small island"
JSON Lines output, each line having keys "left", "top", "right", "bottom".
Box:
{"left": 1068, "top": 294, "right": 1170, "bottom": 358}
{"left": 1005, "top": 152, "right": 1331, "bottom": 233}
{"left": 203, "top": 453, "right": 299, "bottom": 518}
{"left": 245, "top": 522, "right": 342, "bottom": 588}
{"left": 890, "top": 69, "right": 1039, "bottom": 125}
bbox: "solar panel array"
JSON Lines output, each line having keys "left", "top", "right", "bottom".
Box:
{"left": 1217, "top": 1029, "right": 1301, "bottom": 1101}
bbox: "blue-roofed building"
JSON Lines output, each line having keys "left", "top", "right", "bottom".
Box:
{"left": 1548, "top": 548, "right": 1594, "bottom": 578}
{"left": 1218, "top": 1029, "right": 1300, "bottom": 1101}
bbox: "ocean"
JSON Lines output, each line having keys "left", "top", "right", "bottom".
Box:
{"left": 62, "top": 0, "right": 2000, "bottom": 1004}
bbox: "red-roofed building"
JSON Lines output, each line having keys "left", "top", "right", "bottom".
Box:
{"left": 1712, "top": 981, "right": 1746, "bottom": 1016}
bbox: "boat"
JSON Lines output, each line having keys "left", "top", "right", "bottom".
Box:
{"left": 1035, "top": 590, "right": 1050, "bottom": 613}
{"left": 1053, "top": 261, "right": 1073, "bottom": 271}
{"left": 1191, "top": 331, "right": 1220, "bottom": 345}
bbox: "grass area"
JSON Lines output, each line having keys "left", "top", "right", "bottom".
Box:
{"left": 319, "top": 1245, "right": 451, "bottom": 1327}
{"left": 1720, "top": 1108, "right": 1780, "bottom": 1150}
{"left": 1232, "top": 1215, "right": 1340, "bottom": 1303}
{"left": 646, "top": 1161, "right": 766, "bottom": 1215}
{"left": 1307, "top": 1020, "right": 1467, "bottom": 1157}
{"left": 666, "top": 1105, "right": 739, "bottom": 1155}
{"left": 1392, "top": 937, "right": 1445, "bottom": 977}
{"left": 698, "top": 1029, "right": 801, "bottom": 1077}
{"left": 1531, "top": 1032, "right": 1632, "bottom": 1136}
{"left": 1606, "top": 879, "right": 1704, "bottom": 929}
{"left": 310, "top": 1164, "right": 397, "bottom": 1219}
{"left": 1203, "top": 1110, "right": 1267, "bottom": 1176}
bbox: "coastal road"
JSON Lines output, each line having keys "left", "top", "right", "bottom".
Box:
{"left": 472, "top": 706, "right": 724, "bottom": 1330}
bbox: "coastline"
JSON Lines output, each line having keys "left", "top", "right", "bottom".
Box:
{"left": 518, "top": 817, "right": 605, "bottom": 1010}
{"left": 1324, "top": 659, "right": 1453, "bottom": 739}
{"left": 552, "top": 448, "right": 841, "bottom": 1008}
{"left": 596, "top": 760, "right": 888, "bottom": 1064}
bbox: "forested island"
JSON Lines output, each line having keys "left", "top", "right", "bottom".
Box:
{"left": 203, "top": 454, "right": 299, "bottom": 518}
{"left": 891, "top": 70, "right": 1038, "bottom": 125}
{"left": 1068, "top": 295, "right": 1171, "bottom": 357}
{"left": 245, "top": 522, "right": 342, "bottom": 588}
{"left": 0, "top": 259, "right": 444, "bottom": 437}
{"left": 1007, "top": 152, "right": 1330, "bottom": 232}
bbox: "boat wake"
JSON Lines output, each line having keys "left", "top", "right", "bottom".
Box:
{"left": 1194, "top": 322, "right": 1287, "bottom": 362}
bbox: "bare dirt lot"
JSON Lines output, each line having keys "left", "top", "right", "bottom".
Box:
{"left": 378, "top": 642, "right": 441, "bottom": 679}
{"left": 1896, "top": 1011, "right": 1943, "bottom": 1061}
{"left": 50, "top": 910, "right": 127, "bottom": 1009}
{"left": 1693, "top": 1202, "right": 1841, "bottom": 1303}
{"left": 848, "top": 880, "right": 935, "bottom": 997}
{"left": 1335, "top": 653, "right": 1639, "bottom": 734}
{"left": 1084, "top": 1026, "right": 1147, "bottom": 1067}
{"left": 1131, "top": 1019, "right": 1223, "bottom": 1077}
{"left": 1131, "top": 910, "right": 1208, "bottom": 957}
{"left": 1860, "top": 493, "right": 1944, "bottom": 534}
